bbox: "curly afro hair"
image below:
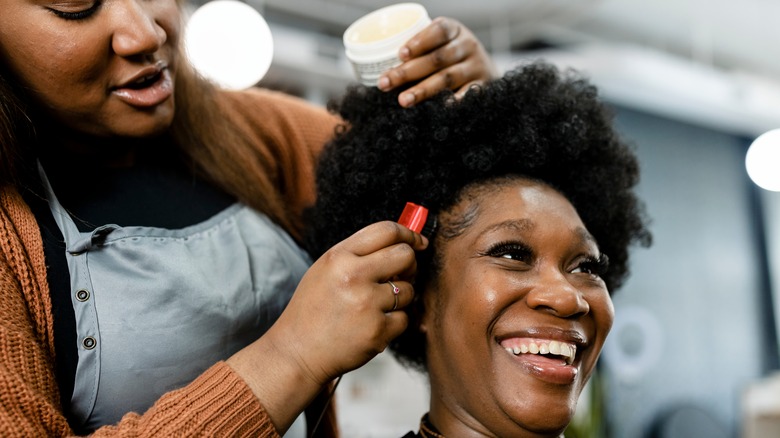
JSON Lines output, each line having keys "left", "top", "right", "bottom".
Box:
{"left": 304, "top": 61, "right": 651, "bottom": 371}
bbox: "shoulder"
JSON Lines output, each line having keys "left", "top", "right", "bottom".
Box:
{"left": 215, "top": 88, "right": 342, "bottom": 155}
{"left": 217, "top": 87, "right": 334, "bottom": 124}
{"left": 216, "top": 87, "right": 341, "bottom": 144}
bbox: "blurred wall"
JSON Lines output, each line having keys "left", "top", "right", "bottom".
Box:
{"left": 601, "top": 106, "right": 773, "bottom": 438}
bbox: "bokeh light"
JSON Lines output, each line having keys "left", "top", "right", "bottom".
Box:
{"left": 184, "top": 0, "right": 273, "bottom": 90}
{"left": 746, "top": 128, "right": 780, "bottom": 192}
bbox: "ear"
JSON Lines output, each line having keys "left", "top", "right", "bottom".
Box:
{"left": 417, "top": 285, "right": 437, "bottom": 334}
{"left": 418, "top": 315, "right": 429, "bottom": 333}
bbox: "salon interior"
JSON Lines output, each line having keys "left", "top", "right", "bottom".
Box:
{"left": 182, "top": 1, "right": 780, "bottom": 437}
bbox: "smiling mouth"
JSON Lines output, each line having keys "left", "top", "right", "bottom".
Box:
{"left": 500, "top": 339, "right": 577, "bottom": 365}
{"left": 126, "top": 71, "right": 163, "bottom": 89}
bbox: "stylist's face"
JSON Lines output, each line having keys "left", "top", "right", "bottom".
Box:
{"left": 422, "top": 178, "right": 614, "bottom": 437}
{"left": 0, "top": 0, "right": 180, "bottom": 137}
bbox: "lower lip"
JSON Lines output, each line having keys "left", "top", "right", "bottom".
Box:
{"left": 112, "top": 69, "right": 173, "bottom": 108}
{"left": 510, "top": 353, "right": 579, "bottom": 385}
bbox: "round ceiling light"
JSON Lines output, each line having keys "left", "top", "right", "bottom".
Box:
{"left": 746, "top": 128, "right": 780, "bottom": 192}
{"left": 184, "top": 0, "right": 273, "bottom": 90}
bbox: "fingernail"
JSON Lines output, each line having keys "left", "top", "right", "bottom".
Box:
{"left": 378, "top": 76, "right": 390, "bottom": 90}
{"left": 400, "top": 93, "right": 415, "bottom": 107}
{"left": 399, "top": 47, "right": 411, "bottom": 60}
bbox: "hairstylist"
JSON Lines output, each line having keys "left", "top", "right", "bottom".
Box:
{"left": 0, "top": 0, "right": 497, "bottom": 436}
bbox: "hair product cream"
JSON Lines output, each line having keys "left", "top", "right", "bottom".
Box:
{"left": 343, "top": 3, "right": 431, "bottom": 86}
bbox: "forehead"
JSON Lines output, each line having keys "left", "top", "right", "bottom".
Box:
{"left": 440, "top": 177, "right": 593, "bottom": 244}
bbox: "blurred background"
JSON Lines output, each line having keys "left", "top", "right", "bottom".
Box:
{"left": 183, "top": 1, "right": 780, "bottom": 437}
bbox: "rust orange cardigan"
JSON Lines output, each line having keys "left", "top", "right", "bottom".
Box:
{"left": 0, "top": 88, "right": 339, "bottom": 437}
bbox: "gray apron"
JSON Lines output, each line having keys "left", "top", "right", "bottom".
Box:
{"left": 39, "top": 165, "right": 311, "bottom": 433}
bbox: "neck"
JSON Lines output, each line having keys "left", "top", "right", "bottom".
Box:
{"left": 37, "top": 125, "right": 172, "bottom": 169}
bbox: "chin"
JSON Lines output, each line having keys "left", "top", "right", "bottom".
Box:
{"left": 112, "top": 110, "right": 176, "bottom": 138}
{"left": 504, "top": 399, "right": 576, "bottom": 437}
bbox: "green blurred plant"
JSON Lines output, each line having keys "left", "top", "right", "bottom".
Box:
{"left": 564, "top": 368, "right": 607, "bottom": 438}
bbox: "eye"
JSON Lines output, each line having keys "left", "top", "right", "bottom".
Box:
{"left": 571, "top": 253, "right": 609, "bottom": 278}
{"left": 482, "top": 241, "right": 533, "bottom": 263}
{"left": 49, "top": 1, "right": 101, "bottom": 20}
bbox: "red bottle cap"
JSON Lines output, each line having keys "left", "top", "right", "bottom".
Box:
{"left": 397, "top": 202, "right": 429, "bottom": 234}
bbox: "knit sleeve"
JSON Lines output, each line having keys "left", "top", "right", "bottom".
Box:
{"left": 0, "top": 187, "right": 281, "bottom": 437}
{"left": 0, "top": 256, "right": 72, "bottom": 437}
{"left": 91, "top": 362, "right": 280, "bottom": 437}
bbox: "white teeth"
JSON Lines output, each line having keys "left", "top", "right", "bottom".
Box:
{"left": 505, "top": 340, "right": 576, "bottom": 365}
{"left": 134, "top": 73, "right": 157, "bottom": 85}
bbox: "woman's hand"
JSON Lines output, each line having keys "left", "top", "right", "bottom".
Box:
{"left": 227, "top": 221, "right": 427, "bottom": 432}
{"left": 276, "top": 221, "right": 426, "bottom": 383}
{"left": 378, "top": 17, "right": 498, "bottom": 107}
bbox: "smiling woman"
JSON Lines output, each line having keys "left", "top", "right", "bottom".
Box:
{"left": 305, "top": 62, "right": 652, "bottom": 437}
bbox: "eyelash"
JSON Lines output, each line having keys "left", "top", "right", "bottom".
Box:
{"left": 573, "top": 254, "right": 610, "bottom": 277}
{"left": 483, "top": 241, "right": 533, "bottom": 262}
{"left": 49, "top": 1, "right": 101, "bottom": 20}
{"left": 484, "top": 241, "right": 609, "bottom": 278}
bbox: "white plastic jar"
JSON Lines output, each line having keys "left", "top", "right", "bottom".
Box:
{"left": 343, "top": 3, "right": 431, "bottom": 86}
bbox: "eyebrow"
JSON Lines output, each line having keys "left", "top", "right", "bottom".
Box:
{"left": 478, "top": 219, "right": 598, "bottom": 247}
{"left": 477, "top": 218, "right": 535, "bottom": 239}
{"left": 576, "top": 227, "right": 598, "bottom": 246}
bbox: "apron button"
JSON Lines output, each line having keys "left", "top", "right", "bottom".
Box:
{"left": 76, "top": 289, "right": 90, "bottom": 302}
{"left": 82, "top": 337, "right": 97, "bottom": 350}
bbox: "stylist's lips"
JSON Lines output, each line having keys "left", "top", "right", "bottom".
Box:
{"left": 113, "top": 61, "right": 172, "bottom": 108}
{"left": 500, "top": 337, "right": 580, "bottom": 385}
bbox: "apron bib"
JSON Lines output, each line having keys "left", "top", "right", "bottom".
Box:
{"left": 39, "top": 164, "right": 311, "bottom": 433}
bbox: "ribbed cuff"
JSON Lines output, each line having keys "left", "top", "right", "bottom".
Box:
{"left": 143, "top": 361, "right": 280, "bottom": 437}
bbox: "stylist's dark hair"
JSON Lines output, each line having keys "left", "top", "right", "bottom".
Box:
{"left": 0, "top": 72, "right": 35, "bottom": 186}
{"left": 305, "top": 61, "right": 651, "bottom": 371}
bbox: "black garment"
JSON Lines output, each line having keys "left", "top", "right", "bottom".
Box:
{"left": 402, "top": 414, "right": 443, "bottom": 438}
{"left": 22, "top": 147, "right": 235, "bottom": 418}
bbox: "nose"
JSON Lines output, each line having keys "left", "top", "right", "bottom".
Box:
{"left": 525, "top": 269, "right": 590, "bottom": 318}
{"left": 111, "top": 0, "right": 167, "bottom": 57}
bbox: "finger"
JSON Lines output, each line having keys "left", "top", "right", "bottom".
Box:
{"left": 338, "top": 221, "right": 428, "bottom": 257}
{"left": 454, "top": 80, "right": 483, "bottom": 100}
{"left": 401, "top": 17, "right": 461, "bottom": 61}
{"left": 396, "top": 63, "right": 471, "bottom": 107}
{"left": 383, "top": 310, "right": 410, "bottom": 344}
{"left": 377, "top": 18, "right": 464, "bottom": 92}
{"left": 379, "top": 280, "right": 414, "bottom": 313}
{"left": 380, "top": 34, "right": 475, "bottom": 95}
{"left": 387, "top": 37, "right": 470, "bottom": 85}
{"left": 360, "top": 241, "right": 419, "bottom": 283}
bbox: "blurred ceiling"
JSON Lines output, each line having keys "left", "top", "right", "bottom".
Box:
{"left": 255, "top": 0, "right": 780, "bottom": 80}
{"left": 182, "top": 0, "right": 779, "bottom": 134}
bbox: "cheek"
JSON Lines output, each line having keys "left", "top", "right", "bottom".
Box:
{"left": 4, "top": 28, "right": 105, "bottom": 91}
{"left": 592, "top": 292, "right": 615, "bottom": 343}
{"left": 438, "top": 268, "right": 498, "bottom": 333}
